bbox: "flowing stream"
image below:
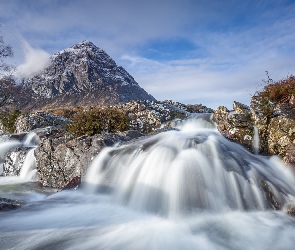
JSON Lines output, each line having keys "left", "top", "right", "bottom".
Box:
{"left": 1, "top": 115, "right": 295, "bottom": 249}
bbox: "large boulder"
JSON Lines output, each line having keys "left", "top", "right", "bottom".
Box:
{"left": 35, "top": 129, "right": 144, "bottom": 188}
{"left": 15, "top": 112, "right": 69, "bottom": 133}
{"left": 118, "top": 101, "right": 162, "bottom": 133}
{"left": 213, "top": 102, "right": 254, "bottom": 151}
{"left": 267, "top": 103, "right": 295, "bottom": 162}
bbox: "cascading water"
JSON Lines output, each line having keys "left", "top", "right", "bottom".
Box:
{"left": 253, "top": 125, "right": 260, "bottom": 154}
{"left": 0, "top": 140, "right": 23, "bottom": 175}
{"left": 1, "top": 115, "right": 295, "bottom": 250}
{"left": 85, "top": 114, "right": 295, "bottom": 217}
{"left": 0, "top": 132, "right": 38, "bottom": 179}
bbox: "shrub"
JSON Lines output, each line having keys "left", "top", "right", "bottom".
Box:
{"left": 0, "top": 109, "right": 21, "bottom": 133}
{"left": 66, "top": 107, "right": 130, "bottom": 137}
{"left": 258, "top": 73, "right": 295, "bottom": 104}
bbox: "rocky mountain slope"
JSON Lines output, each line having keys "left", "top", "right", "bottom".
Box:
{"left": 22, "top": 40, "right": 155, "bottom": 109}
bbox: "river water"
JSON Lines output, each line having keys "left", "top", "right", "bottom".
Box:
{"left": 1, "top": 114, "right": 295, "bottom": 250}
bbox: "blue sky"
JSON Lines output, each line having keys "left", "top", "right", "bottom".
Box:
{"left": 1, "top": 0, "right": 295, "bottom": 109}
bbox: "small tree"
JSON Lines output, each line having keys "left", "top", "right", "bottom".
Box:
{"left": 0, "top": 25, "right": 16, "bottom": 109}
{"left": 66, "top": 107, "right": 130, "bottom": 137}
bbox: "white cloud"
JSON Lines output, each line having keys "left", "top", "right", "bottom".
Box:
{"left": 16, "top": 39, "right": 51, "bottom": 78}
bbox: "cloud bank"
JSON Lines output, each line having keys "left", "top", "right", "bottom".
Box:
{"left": 16, "top": 39, "right": 50, "bottom": 78}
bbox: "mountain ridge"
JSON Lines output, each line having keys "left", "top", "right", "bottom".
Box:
{"left": 21, "top": 40, "right": 155, "bottom": 109}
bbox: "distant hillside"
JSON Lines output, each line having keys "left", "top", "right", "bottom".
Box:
{"left": 21, "top": 40, "right": 155, "bottom": 109}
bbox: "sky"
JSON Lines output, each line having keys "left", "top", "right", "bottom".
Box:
{"left": 0, "top": 0, "right": 295, "bottom": 109}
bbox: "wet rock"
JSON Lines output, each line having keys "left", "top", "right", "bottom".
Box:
{"left": 0, "top": 133, "right": 27, "bottom": 143}
{"left": 35, "top": 129, "right": 144, "bottom": 188}
{"left": 213, "top": 104, "right": 254, "bottom": 151}
{"left": 15, "top": 112, "right": 69, "bottom": 133}
{"left": 62, "top": 176, "right": 81, "bottom": 190}
{"left": 0, "top": 197, "right": 24, "bottom": 211}
{"left": 250, "top": 96, "right": 274, "bottom": 154}
{"left": 286, "top": 203, "right": 295, "bottom": 216}
{"left": 258, "top": 180, "right": 281, "bottom": 210}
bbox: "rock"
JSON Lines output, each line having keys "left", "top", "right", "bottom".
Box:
{"left": 213, "top": 104, "right": 254, "bottom": 151}
{"left": 0, "top": 197, "right": 24, "bottom": 211}
{"left": 285, "top": 144, "right": 295, "bottom": 167}
{"left": 233, "top": 101, "right": 250, "bottom": 114}
{"left": 268, "top": 108, "right": 295, "bottom": 162}
{"left": 118, "top": 100, "right": 213, "bottom": 133}
{"left": 62, "top": 176, "right": 81, "bottom": 190}
{"left": 286, "top": 203, "right": 295, "bottom": 216}
{"left": 15, "top": 112, "right": 69, "bottom": 133}
{"left": 250, "top": 96, "right": 275, "bottom": 154}
{"left": 119, "top": 100, "right": 162, "bottom": 133}
{"left": 35, "top": 129, "right": 144, "bottom": 188}
{"left": 0, "top": 122, "right": 6, "bottom": 135}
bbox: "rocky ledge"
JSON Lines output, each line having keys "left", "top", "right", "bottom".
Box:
{"left": 213, "top": 95, "right": 295, "bottom": 169}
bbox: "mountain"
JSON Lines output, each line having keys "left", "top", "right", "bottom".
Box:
{"left": 22, "top": 41, "right": 155, "bottom": 109}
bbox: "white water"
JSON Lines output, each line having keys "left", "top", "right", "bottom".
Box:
{"left": 253, "top": 125, "right": 260, "bottom": 154}
{"left": 85, "top": 115, "right": 295, "bottom": 216}
{"left": 1, "top": 115, "right": 295, "bottom": 249}
{"left": 0, "top": 132, "right": 38, "bottom": 179}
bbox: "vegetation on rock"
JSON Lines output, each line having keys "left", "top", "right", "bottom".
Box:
{"left": 0, "top": 109, "right": 21, "bottom": 133}
{"left": 66, "top": 107, "right": 130, "bottom": 137}
{"left": 258, "top": 73, "right": 295, "bottom": 105}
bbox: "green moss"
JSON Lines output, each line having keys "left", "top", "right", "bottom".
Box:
{"left": 0, "top": 109, "right": 21, "bottom": 133}
{"left": 169, "top": 110, "right": 187, "bottom": 120}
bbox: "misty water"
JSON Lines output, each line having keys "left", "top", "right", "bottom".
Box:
{"left": 1, "top": 115, "right": 295, "bottom": 250}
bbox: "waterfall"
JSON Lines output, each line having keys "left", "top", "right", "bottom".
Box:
{"left": 253, "top": 125, "right": 260, "bottom": 154}
{"left": 19, "top": 148, "right": 37, "bottom": 180}
{"left": 0, "top": 132, "right": 38, "bottom": 178}
{"left": 0, "top": 140, "right": 23, "bottom": 175}
{"left": 85, "top": 114, "right": 295, "bottom": 217}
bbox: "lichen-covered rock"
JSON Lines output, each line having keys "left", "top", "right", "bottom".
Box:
{"left": 213, "top": 104, "right": 254, "bottom": 151}
{"left": 250, "top": 96, "right": 274, "bottom": 154}
{"left": 0, "top": 122, "right": 6, "bottom": 135}
{"left": 15, "top": 112, "right": 69, "bottom": 133}
{"left": 118, "top": 101, "right": 162, "bottom": 133}
{"left": 118, "top": 100, "right": 213, "bottom": 133}
{"left": 268, "top": 112, "right": 295, "bottom": 162}
{"left": 233, "top": 101, "right": 250, "bottom": 114}
{"left": 35, "top": 129, "right": 144, "bottom": 188}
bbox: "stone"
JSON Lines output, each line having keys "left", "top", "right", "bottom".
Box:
{"left": 35, "top": 129, "right": 144, "bottom": 188}
{"left": 0, "top": 197, "right": 24, "bottom": 211}
{"left": 213, "top": 104, "right": 254, "bottom": 152}
{"left": 62, "top": 176, "right": 81, "bottom": 190}
{"left": 286, "top": 203, "right": 295, "bottom": 216}
{"left": 15, "top": 112, "right": 69, "bottom": 133}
